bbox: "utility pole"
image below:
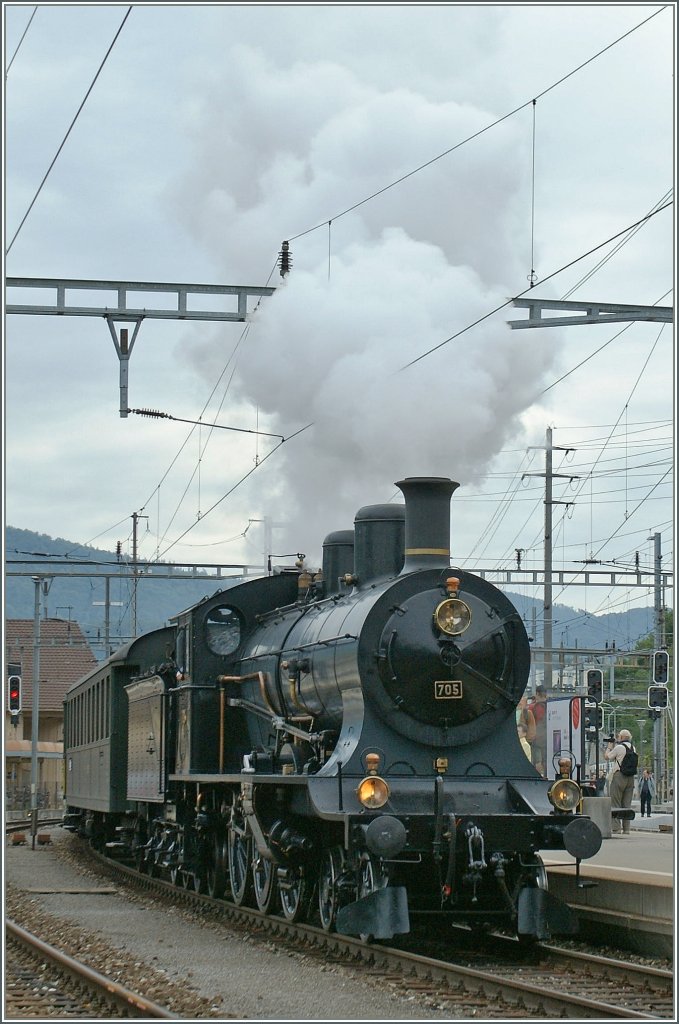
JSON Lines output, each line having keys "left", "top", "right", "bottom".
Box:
{"left": 104, "top": 576, "right": 111, "bottom": 654}
{"left": 648, "top": 531, "right": 666, "bottom": 798}
{"left": 92, "top": 577, "right": 124, "bottom": 656}
{"left": 131, "top": 512, "right": 148, "bottom": 637}
{"left": 524, "top": 428, "right": 577, "bottom": 689}
{"left": 30, "top": 575, "right": 53, "bottom": 847}
{"left": 249, "top": 517, "right": 287, "bottom": 574}
{"left": 30, "top": 577, "right": 41, "bottom": 849}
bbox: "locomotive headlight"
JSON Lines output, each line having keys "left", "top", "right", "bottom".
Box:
{"left": 434, "top": 598, "right": 472, "bottom": 636}
{"left": 357, "top": 775, "right": 390, "bottom": 809}
{"left": 548, "top": 778, "right": 581, "bottom": 813}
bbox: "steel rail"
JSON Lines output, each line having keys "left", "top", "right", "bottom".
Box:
{"left": 90, "top": 846, "right": 671, "bottom": 1019}
{"left": 5, "top": 918, "right": 177, "bottom": 1019}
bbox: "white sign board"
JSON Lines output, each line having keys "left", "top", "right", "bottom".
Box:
{"left": 545, "top": 696, "right": 584, "bottom": 778}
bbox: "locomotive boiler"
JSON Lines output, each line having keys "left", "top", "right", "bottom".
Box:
{"left": 63, "top": 476, "right": 602, "bottom": 942}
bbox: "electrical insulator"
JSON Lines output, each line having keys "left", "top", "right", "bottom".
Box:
{"left": 278, "top": 240, "right": 292, "bottom": 277}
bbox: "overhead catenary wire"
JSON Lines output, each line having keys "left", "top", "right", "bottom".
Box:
{"left": 6, "top": 5, "right": 133, "bottom": 255}
{"left": 5, "top": 5, "right": 38, "bottom": 77}
{"left": 397, "top": 201, "right": 672, "bottom": 373}
{"left": 128, "top": 408, "right": 286, "bottom": 441}
{"left": 561, "top": 189, "right": 673, "bottom": 300}
{"left": 285, "top": 5, "right": 665, "bottom": 244}
{"left": 155, "top": 421, "right": 314, "bottom": 559}
{"left": 11, "top": 6, "right": 667, "bottom": 585}
{"left": 538, "top": 288, "right": 672, "bottom": 397}
{"left": 528, "top": 98, "right": 538, "bottom": 287}
{"left": 135, "top": 260, "right": 281, "bottom": 560}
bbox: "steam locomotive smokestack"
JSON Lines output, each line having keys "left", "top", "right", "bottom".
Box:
{"left": 396, "top": 477, "right": 459, "bottom": 573}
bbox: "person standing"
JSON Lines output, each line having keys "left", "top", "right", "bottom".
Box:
{"left": 517, "top": 722, "right": 532, "bottom": 762}
{"left": 604, "top": 729, "right": 637, "bottom": 834}
{"left": 516, "top": 696, "right": 536, "bottom": 743}
{"left": 529, "top": 686, "right": 547, "bottom": 769}
{"left": 638, "top": 767, "right": 656, "bottom": 817}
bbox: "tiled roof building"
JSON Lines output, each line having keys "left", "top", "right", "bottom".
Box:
{"left": 5, "top": 618, "right": 97, "bottom": 810}
{"left": 5, "top": 618, "right": 97, "bottom": 711}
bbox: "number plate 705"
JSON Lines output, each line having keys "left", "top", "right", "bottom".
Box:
{"left": 435, "top": 681, "right": 462, "bottom": 699}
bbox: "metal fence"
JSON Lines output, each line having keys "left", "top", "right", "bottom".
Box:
{"left": 4, "top": 784, "right": 63, "bottom": 812}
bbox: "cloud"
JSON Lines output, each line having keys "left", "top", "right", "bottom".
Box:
{"left": 170, "top": 48, "right": 558, "bottom": 558}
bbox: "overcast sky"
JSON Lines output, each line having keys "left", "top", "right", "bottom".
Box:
{"left": 3, "top": 2, "right": 675, "bottom": 635}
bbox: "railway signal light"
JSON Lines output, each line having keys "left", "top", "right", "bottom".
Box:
{"left": 586, "top": 668, "right": 603, "bottom": 703}
{"left": 7, "top": 675, "right": 22, "bottom": 717}
{"left": 652, "top": 650, "right": 669, "bottom": 684}
{"left": 584, "top": 704, "right": 603, "bottom": 731}
{"left": 648, "top": 686, "right": 669, "bottom": 710}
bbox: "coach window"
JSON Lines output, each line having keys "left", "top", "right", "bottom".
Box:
{"left": 205, "top": 606, "right": 241, "bottom": 656}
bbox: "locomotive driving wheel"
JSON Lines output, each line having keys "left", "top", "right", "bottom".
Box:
{"left": 132, "top": 822, "right": 148, "bottom": 874}
{"left": 228, "top": 820, "right": 253, "bottom": 906}
{"left": 183, "top": 830, "right": 208, "bottom": 893}
{"left": 318, "top": 846, "right": 344, "bottom": 932}
{"left": 252, "top": 853, "right": 278, "bottom": 913}
{"left": 168, "top": 835, "right": 182, "bottom": 886}
{"left": 357, "top": 853, "right": 389, "bottom": 943}
{"left": 279, "top": 867, "right": 308, "bottom": 923}
{"left": 207, "top": 833, "right": 228, "bottom": 899}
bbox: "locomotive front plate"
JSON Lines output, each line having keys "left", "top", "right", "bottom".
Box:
{"left": 434, "top": 680, "right": 463, "bottom": 699}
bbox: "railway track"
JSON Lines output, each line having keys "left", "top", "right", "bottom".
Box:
{"left": 5, "top": 918, "right": 176, "bottom": 1019}
{"left": 85, "top": 841, "right": 673, "bottom": 1019}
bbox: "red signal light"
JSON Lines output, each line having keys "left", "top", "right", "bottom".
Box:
{"left": 7, "top": 675, "right": 22, "bottom": 713}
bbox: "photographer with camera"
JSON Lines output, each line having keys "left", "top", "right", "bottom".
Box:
{"left": 604, "top": 729, "right": 638, "bottom": 834}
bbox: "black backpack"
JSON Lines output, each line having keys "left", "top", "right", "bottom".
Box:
{"left": 619, "top": 742, "right": 639, "bottom": 777}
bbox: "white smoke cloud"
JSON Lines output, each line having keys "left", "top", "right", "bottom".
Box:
{"left": 174, "top": 46, "right": 560, "bottom": 560}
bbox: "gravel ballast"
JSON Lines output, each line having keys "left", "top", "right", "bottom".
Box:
{"left": 5, "top": 829, "right": 452, "bottom": 1020}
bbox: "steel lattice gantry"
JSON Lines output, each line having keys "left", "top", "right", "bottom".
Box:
{"left": 6, "top": 277, "right": 276, "bottom": 416}
{"left": 508, "top": 297, "right": 673, "bottom": 329}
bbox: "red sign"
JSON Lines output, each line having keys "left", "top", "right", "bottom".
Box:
{"left": 571, "top": 699, "right": 580, "bottom": 730}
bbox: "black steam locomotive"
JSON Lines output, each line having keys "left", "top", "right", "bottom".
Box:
{"left": 63, "top": 477, "right": 601, "bottom": 942}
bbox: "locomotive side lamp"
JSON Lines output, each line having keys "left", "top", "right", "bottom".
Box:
{"left": 547, "top": 778, "right": 581, "bottom": 813}
{"left": 357, "top": 774, "right": 390, "bottom": 809}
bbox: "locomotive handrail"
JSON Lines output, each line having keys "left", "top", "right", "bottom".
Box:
{"left": 217, "top": 672, "right": 273, "bottom": 770}
{"left": 217, "top": 671, "right": 276, "bottom": 715}
{"left": 242, "top": 633, "right": 358, "bottom": 660}
{"left": 227, "top": 697, "right": 323, "bottom": 744}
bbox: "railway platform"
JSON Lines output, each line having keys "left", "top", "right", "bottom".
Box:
{"left": 542, "top": 810, "right": 674, "bottom": 957}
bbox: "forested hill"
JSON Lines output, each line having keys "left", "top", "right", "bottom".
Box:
{"left": 5, "top": 525, "right": 655, "bottom": 659}
{"left": 5, "top": 526, "right": 244, "bottom": 657}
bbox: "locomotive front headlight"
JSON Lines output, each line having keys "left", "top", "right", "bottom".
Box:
{"left": 357, "top": 775, "right": 390, "bottom": 809}
{"left": 548, "top": 778, "right": 581, "bottom": 813}
{"left": 434, "top": 598, "right": 472, "bottom": 636}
